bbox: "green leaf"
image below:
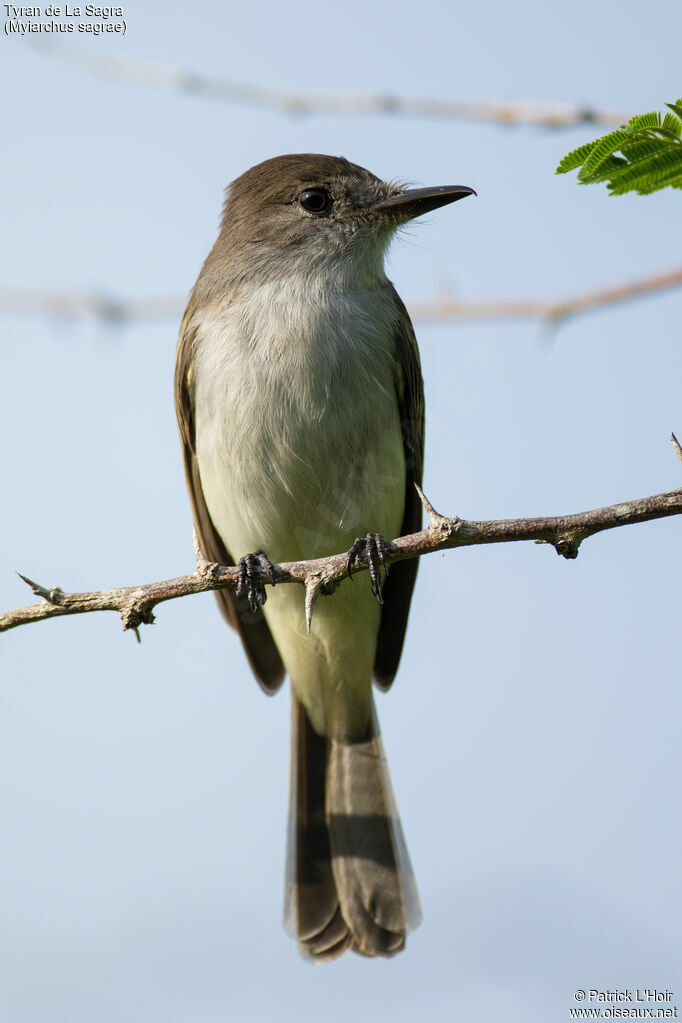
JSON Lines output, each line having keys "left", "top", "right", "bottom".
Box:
{"left": 577, "top": 155, "right": 627, "bottom": 184}
{"left": 628, "top": 111, "right": 661, "bottom": 131}
{"left": 605, "top": 139, "right": 672, "bottom": 183}
{"left": 555, "top": 141, "right": 596, "bottom": 174}
{"left": 651, "top": 126, "right": 682, "bottom": 141}
{"left": 662, "top": 112, "right": 682, "bottom": 137}
{"left": 557, "top": 96, "right": 682, "bottom": 196}
{"left": 607, "top": 145, "right": 682, "bottom": 194}
{"left": 611, "top": 173, "right": 682, "bottom": 195}
{"left": 580, "top": 128, "right": 634, "bottom": 177}
{"left": 620, "top": 138, "right": 667, "bottom": 161}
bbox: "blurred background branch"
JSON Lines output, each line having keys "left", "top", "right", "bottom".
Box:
{"left": 33, "top": 41, "right": 630, "bottom": 128}
{"left": 4, "top": 265, "right": 682, "bottom": 327}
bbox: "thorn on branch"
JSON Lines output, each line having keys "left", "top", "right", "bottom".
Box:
{"left": 192, "top": 527, "right": 223, "bottom": 582}
{"left": 17, "top": 572, "right": 66, "bottom": 604}
{"left": 303, "top": 569, "right": 340, "bottom": 632}
{"left": 415, "top": 483, "right": 452, "bottom": 530}
{"left": 192, "top": 526, "right": 204, "bottom": 566}
{"left": 304, "top": 577, "right": 320, "bottom": 634}
{"left": 672, "top": 431, "right": 682, "bottom": 467}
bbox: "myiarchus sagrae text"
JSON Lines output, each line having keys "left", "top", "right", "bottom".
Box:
{"left": 175, "top": 154, "right": 475, "bottom": 959}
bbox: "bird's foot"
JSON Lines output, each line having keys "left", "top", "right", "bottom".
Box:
{"left": 236, "top": 552, "right": 276, "bottom": 612}
{"left": 347, "top": 532, "right": 387, "bottom": 604}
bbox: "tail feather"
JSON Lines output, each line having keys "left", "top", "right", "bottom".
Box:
{"left": 326, "top": 736, "right": 407, "bottom": 955}
{"left": 285, "top": 692, "right": 420, "bottom": 960}
{"left": 367, "top": 698, "right": 422, "bottom": 932}
{"left": 284, "top": 696, "right": 352, "bottom": 961}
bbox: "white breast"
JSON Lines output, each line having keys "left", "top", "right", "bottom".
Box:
{"left": 191, "top": 276, "right": 406, "bottom": 563}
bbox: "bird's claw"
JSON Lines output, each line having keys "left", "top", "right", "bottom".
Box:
{"left": 235, "top": 552, "right": 276, "bottom": 612}
{"left": 347, "top": 532, "right": 387, "bottom": 604}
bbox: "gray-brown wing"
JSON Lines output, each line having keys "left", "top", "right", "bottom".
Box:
{"left": 174, "top": 303, "right": 285, "bottom": 694}
{"left": 373, "top": 290, "right": 425, "bottom": 691}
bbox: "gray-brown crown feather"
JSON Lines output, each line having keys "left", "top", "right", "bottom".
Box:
{"left": 221, "top": 153, "right": 383, "bottom": 223}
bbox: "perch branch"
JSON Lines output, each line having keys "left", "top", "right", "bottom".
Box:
{"left": 2, "top": 472, "right": 680, "bottom": 635}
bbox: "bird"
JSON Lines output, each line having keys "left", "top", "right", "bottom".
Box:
{"left": 174, "top": 154, "right": 475, "bottom": 959}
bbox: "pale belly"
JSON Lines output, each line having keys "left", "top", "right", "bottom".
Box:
{"left": 192, "top": 289, "right": 406, "bottom": 737}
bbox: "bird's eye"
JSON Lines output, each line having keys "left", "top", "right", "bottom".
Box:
{"left": 299, "top": 188, "right": 332, "bottom": 215}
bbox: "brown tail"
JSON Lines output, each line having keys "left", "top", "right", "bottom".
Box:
{"left": 284, "top": 693, "right": 421, "bottom": 960}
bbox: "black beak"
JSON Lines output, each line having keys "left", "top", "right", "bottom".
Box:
{"left": 373, "top": 184, "right": 476, "bottom": 221}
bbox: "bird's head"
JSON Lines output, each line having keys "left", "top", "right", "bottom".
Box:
{"left": 208, "top": 153, "right": 475, "bottom": 288}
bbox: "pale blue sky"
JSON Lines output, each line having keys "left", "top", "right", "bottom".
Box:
{"left": 2, "top": 2, "right": 681, "bottom": 1020}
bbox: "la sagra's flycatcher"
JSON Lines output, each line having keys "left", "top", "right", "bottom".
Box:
{"left": 175, "top": 154, "right": 474, "bottom": 959}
